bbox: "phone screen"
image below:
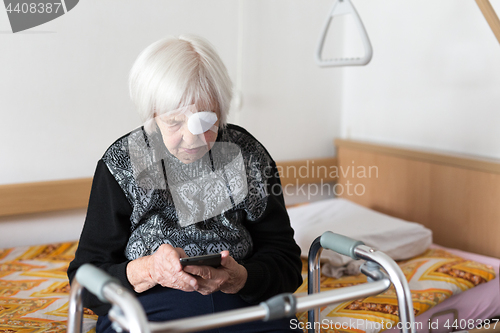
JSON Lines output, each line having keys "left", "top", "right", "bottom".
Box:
{"left": 180, "top": 253, "right": 221, "bottom": 268}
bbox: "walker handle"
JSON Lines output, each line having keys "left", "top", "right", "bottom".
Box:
{"left": 75, "top": 264, "right": 120, "bottom": 302}
{"left": 320, "top": 231, "right": 364, "bottom": 260}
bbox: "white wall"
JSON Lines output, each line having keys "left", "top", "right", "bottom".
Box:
{"left": 5, "top": 0, "right": 498, "bottom": 247}
{"left": 0, "top": 1, "right": 238, "bottom": 185}
{"left": 0, "top": 0, "right": 342, "bottom": 247}
{"left": 234, "top": 1, "right": 342, "bottom": 161}
{"left": 0, "top": 0, "right": 341, "bottom": 187}
{"left": 0, "top": 209, "right": 86, "bottom": 247}
{"left": 340, "top": 0, "right": 500, "bottom": 160}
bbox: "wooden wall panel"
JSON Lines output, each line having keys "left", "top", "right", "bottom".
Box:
{"left": 277, "top": 157, "right": 337, "bottom": 186}
{"left": 476, "top": 0, "right": 500, "bottom": 45}
{"left": 0, "top": 178, "right": 92, "bottom": 217}
{"left": 336, "top": 140, "right": 500, "bottom": 258}
{"left": 0, "top": 158, "right": 337, "bottom": 217}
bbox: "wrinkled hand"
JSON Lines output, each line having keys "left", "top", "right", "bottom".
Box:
{"left": 126, "top": 244, "right": 198, "bottom": 293}
{"left": 182, "top": 251, "right": 247, "bottom": 295}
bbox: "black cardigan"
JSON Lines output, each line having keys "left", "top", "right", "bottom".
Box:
{"left": 67, "top": 124, "right": 302, "bottom": 315}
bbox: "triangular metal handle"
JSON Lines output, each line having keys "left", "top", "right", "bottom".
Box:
{"left": 315, "top": 0, "right": 373, "bottom": 67}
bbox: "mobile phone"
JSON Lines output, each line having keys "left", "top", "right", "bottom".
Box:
{"left": 180, "top": 253, "right": 221, "bottom": 268}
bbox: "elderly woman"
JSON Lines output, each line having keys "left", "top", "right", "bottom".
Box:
{"left": 68, "top": 35, "right": 303, "bottom": 333}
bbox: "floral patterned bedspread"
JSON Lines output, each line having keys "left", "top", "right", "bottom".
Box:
{"left": 0, "top": 243, "right": 495, "bottom": 333}
{"left": 0, "top": 242, "right": 96, "bottom": 333}
{"left": 295, "top": 248, "right": 496, "bottom": 333}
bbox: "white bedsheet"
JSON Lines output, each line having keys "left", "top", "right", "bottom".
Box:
{"left": 288, "top": 198, "right": 432, "bottom": 267}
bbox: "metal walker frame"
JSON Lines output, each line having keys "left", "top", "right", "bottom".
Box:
{"left": 68, "top": 232, "right": 415, "bottom": 333}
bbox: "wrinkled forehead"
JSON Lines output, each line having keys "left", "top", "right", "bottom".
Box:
{"left": 193, "top": 98, "right": 219, "bottom": 114}
{"left": 159, "top": 101, "right": 219, "bottom": 118}
{"left": 164, "top": 104, "right": 197, "bottom": 118}
{"left": 157, "top": 102, "right": 215, "bottom": 121}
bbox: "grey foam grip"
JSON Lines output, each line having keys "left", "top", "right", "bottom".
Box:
{"left": 320, "top": 231, "right": 364, "bottom": 260}
{"left": 260, "top": 293, "right": 297, "bottom": 321}
{"left": 75, "top": 264, "right": 120, "bottom": 302}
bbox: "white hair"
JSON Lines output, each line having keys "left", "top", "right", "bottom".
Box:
{"left": 129, "top": 35, "right": 232, "bottom": 130}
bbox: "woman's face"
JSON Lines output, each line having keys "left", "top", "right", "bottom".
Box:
{"left": 155, "top": 105, "right": 219, "bottom": 164}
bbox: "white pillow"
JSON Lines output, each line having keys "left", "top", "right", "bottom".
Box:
{"left": 288, "top": 198, "right": 432, "bottom": 267}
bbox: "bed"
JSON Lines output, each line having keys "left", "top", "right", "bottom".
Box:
{"left": 288, "top": 197, "right": 499, "bottom": 333}
{"left": 290, "top": 139, "right": 500, "bottom": 333}
{"left": 0, "top": 138, "right": 499, "bottom": 332}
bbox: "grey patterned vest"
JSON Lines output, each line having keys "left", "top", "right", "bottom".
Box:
{"left": 102, "top": 124, "right": 272, "bottom": 261}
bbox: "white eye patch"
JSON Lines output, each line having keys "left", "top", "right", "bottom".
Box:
{"left": 187, "top": 111, "right": 218, "bottom": 135}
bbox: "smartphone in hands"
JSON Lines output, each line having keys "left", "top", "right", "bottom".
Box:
{"left": 180, "top": 253, "right": 221, "bottom": 268}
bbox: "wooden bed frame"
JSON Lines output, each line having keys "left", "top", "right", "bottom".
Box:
{"left": 335, "top": 139, "right": 500, "bottom": 259}
{"left": 1, "top": 139, "right": 499, "bottom": 259}
{"left": 0, "top": 158, "right": 338, "bottom": 217}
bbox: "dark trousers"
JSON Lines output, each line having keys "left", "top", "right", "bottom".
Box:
{"left": 96, "top": 286, "right": 302, "bottom": 333}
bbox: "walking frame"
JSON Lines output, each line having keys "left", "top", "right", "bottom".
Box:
{"left": 68, "top": 231, "right": 416, "bottom": 333}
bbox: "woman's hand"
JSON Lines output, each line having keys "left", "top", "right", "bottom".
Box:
{"left": 182, "top": 251, "right": 247, "bottom": 295}
{"left": 126, "top": 244, "right": 198, "bottom": 293}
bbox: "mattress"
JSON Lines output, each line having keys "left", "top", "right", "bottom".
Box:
{"left": 294, "top": 245, "right": 499, "bottom": 333}
{"left": 0, "top": 241, "right": 498, "bottom": 333}
{"left": 385, "top": 245, "right": 500, "bottom": 333}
